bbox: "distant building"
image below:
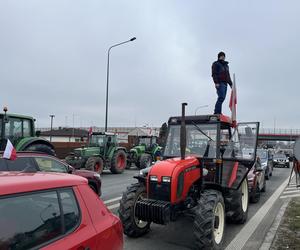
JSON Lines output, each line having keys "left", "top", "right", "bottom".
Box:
{"left": 39, "top": 126, "right": 160, "bottom": 143}
{"left": 40, "top": 127, "right": 88, "bottom": 142}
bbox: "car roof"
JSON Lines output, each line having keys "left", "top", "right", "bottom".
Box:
{"left": 0, "top": 171, "right": 88, "bottom": 196}
{"left": 0, "top": 151, "right": 60, "bottom": 159}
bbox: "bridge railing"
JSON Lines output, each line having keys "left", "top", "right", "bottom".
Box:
{"left": 260, "top": 128, "right": 300, "bottom": 135}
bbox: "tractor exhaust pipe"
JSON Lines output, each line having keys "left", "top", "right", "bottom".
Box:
{"left": 180, "top": 103, "right": 187, "bottom": 160}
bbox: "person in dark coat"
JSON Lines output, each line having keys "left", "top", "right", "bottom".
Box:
{"left": 212, "top": 52, "right": 233, "bottom": 114}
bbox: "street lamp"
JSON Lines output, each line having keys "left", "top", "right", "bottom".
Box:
{"left": 49, "top": 115, "right": 55, "bottom": 142}
{"left": 194, "top": 105, "right": 209, "bottom": 115}
{"left": 105, "top": 37, "right": 136, "bottom": 132}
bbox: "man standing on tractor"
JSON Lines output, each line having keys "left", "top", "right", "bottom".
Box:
{"left": 212, "top": 51, "right": 233, "bottom": 114}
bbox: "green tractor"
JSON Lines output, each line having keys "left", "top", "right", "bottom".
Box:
{"left": 127, "top": 136, "right": 162, "bottom": 169}
{"left": 65, "top": 132, "right": 127, "bottom": 174}
{"left": 0, "top": 108, "right": 55, "bottom": 155}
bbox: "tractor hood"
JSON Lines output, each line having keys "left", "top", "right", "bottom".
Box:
{"left": 74, "top": 147, "right": 100, "bottom": 157}
{"left": 148, "top": 156, "right": 200, "bottom": 182}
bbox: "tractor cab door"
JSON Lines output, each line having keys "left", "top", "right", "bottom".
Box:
{"left": 221, "top": 122, "right": 260, "bottom": 189}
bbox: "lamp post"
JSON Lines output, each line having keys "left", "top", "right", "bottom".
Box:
{"left": 194, "top": 105, "right": 209, "bottom": 115}
{"left": 49, "top": 115, "right": 55, "bottom": 142}
{"left": 105, "top": 37, "right": 136, "bottom": 132}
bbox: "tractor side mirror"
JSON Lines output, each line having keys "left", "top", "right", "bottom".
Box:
{"left": 35, "top": 130, "right": 41, "bottom": 137}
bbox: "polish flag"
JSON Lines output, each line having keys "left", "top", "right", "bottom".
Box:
{"left": 3, "top": 139, "right": 17, "bottom": 160}
{"left": 88, "top": 127, "right": 93, "bottom": 137}
{"left": 229, "top": 75, "right": 237, "bottom": 127}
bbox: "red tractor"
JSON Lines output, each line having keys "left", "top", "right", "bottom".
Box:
{"left": 118, "top": 103, "right": 260, "bottom": 249}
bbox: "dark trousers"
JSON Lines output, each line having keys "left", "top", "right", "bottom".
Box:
{"left": 214, "top": 82, "right": 227, "bottom": 114}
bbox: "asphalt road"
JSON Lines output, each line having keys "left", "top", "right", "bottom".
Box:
{"left": 100, "top": 166, "right": 291, "bottom": 250}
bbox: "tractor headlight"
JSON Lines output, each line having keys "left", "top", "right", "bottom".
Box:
{"left": 150, "top": 175, "right": 158, "bottom": 182}
{"left": 162, "top": 176, "right": 171, "bottom": 183}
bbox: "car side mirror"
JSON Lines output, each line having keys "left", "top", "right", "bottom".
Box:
{"left": 35, "top": 130, "right": 41, "bottom": 137}
{"left": 255, "top": 165, "right": 263, "bottom": 172}
{"left": 67, "top": 165, "right": 74, "bottom": 173}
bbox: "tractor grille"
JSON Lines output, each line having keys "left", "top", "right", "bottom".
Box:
{"left": 135, "top": 198, "right": 171, "bottom": 225}
{"left": 148, "top": 181, "right": 171, "bottom": 201}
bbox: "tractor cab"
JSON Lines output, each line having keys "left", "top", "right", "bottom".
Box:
{"left": 137, "top": 136, "right": 158, "bottom": 152}
{"left": 0, "top": 108, "right": 54, "bottom": 155}
{"left": 163, "top": 113, "right": 259, "bottom": 189}
{"left": 89, "top": 132, "right": 117, "bottom": 153}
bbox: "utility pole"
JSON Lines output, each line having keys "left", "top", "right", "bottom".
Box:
{"left": 49, "top": 115, "right": 55, "bottom": 142}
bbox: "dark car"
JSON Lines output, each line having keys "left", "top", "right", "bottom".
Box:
{"left": 273, "top": 153, "right": 290, "bottom": 168}
{"left": 247, "top": 162, "right": 266, "bottom": 203}
{"left": 0, "top": 152, "right": 102, "bottom": 196}
{"left": 0, "top": 172, "right": 123, "bottom": 250}
{"left": 257, "top": 148, "right": 273, "bottom": 180}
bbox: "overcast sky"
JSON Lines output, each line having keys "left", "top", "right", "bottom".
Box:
{"left": 0, "top": 0, "right": 299, "bottom": 129}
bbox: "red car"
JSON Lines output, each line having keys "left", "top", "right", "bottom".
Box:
{"left": 0, "top": 172, "right": 123, "bottom": 250}
{"left": 0, "top": 152, "right": 102, "bottom": 196}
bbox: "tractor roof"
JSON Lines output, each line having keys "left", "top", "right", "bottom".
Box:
{"left": 0, "top": 113, "right": 34, "bottom": 121}
{"left": 168, "top": 114, "right": 233, "bottom": 127}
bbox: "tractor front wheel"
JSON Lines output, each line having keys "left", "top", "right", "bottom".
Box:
{"left": 139, "top": 153, "right": 152, "bottom": 169}
{"left": 224, "top": 178, "right": 249, "bottom": 224}
{"left": 85, "top": 157, "right": 104, "bottom": 174}
{"left": 193, "top": 190, "right": 225, "bottom": 250}
{"left": 25, "top": 144, "right": 55, "bottom": 156}
{"left": 110, "top": 150, "right": 127, "bottom": 174}
{"left": 118, "top": 183, "right": 151, "bottom": 237}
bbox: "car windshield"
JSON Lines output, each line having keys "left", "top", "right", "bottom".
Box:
{"left": 164, "top": 124, "right": 218, "bottom": 158}
{"left": 257, "top": 150, "right": 267, "bottom": 159}
{"left": 89, "top": 135, "right": 105, "bottom": 147}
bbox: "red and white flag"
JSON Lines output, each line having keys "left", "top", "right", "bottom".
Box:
{"left": 3, "top": 139, "right": 17, "bottom": 160}
{"left": 88, "top": 127, "right": 93, "bottom": 137}
{"left": 229, "top": 75, "right": 237, "bottom": 127}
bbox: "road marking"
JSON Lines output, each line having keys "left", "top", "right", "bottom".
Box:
{"left": 107, "top": 203, "right": 120, "bottom": 210}
{"left": 285, "top": 186, "right": 299, "bottom": 190}
{"left": 280, "top": 193, "right": 300, "bottom": 199}
{"left": 282, "top": 190, "right": 300, "bottom": 195}
{"left": 104, "top": 196, "right": 122, "bottom": 204}
{"left": 225, "top": 175, "right": 290, "bottom": 250}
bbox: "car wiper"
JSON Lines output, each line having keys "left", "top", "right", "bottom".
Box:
{"left": 191, "top": 122, "right": 214, "bottom": 142}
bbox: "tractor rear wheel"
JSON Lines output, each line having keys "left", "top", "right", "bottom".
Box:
{"left": 25, "top": 144, "right": 55, "bottom": 156}
{"left": 139, "top": 153, "right": 152, "bottom": 169}
{"left": 118, "top": 183, "right": 151, "bottom": 237}
{"left": 193, "top": 190, "right": 225, "bottom": 250}
{"left": 224, "top": 178, "right": 249, "bottom": 224}
{"left": 85, "top": 157, "right": 104, "bottom": 174}
{"left": 110, "top": 150, "right": 127, "bottom": 174}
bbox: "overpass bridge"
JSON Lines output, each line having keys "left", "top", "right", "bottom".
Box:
{"left": 258, "top": 128, "right": 300, "bottom": 141}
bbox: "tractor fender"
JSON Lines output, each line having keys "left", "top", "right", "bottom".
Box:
{"left": 16, "top": 137, "right": 54, "bottom": 151}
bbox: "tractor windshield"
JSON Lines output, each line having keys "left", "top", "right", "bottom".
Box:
{"left": 89, "top": 135, "right": 105, "bottom": 147}
{"left": 139, "top": 137, "right": 151, "bottom": 146}
{"left": 164, "top": 124, "right": 218, "bottom": 158}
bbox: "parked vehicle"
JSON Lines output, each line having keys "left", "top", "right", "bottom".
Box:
{"left": 257, "top": 148, "right": 273, "bottom": 180}
{"left": 0, "top": 152, "right": 102, "bottom": 196}
{"left": 127, "top": 136, "right": 162, "bottom": 169}
{"left": 118, "top": 103, "right": 260, "bottom": 249}
{"left": 0, "top": 172, "right": 123, "bottom": 250}
{"left": 0, "top": 107, "right": 55, "bottom": 155}
{"left": 273, "top": 153, "right": 290, "bottom": 168}
{"left": 247, "top": 161, "right": 266, "bottom": 203}
{"left": 66, "top": 132, "right": 127, "bottom": 174}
